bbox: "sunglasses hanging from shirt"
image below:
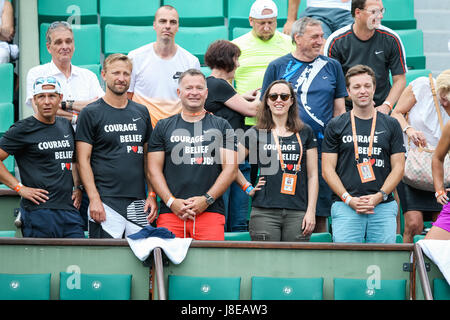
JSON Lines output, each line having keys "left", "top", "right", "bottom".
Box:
{"left": 272, "top": 131, "right": 303, "bottom": 195}
{"left": 350, "top": 110, "right": 377, "bottom": 183}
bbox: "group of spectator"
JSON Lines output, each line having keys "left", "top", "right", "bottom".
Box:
{"left": 0, "top": 0, "right": 448, "bottom": 244}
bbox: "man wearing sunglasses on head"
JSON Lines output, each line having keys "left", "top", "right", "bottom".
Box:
{"left": 0, "top": 77, "right": 85, "bottom": 238}
{"left": 261, "top": 16, "right": 347, "bottom": 233}
{"left": 25, "top": 21, "right": 104, "bottom": 127}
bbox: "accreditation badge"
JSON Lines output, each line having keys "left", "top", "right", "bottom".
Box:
{"left": 357, "top": 162, "right": 376, "bottom": 183}
{"left": 280, "top": 173, "right": 297, "bottom": 195}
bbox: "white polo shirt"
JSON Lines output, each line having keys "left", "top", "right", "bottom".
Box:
{"left": 26, "top": 60, "right": 104, "bottom": 107}
{"left": 128, "top": 42, "right": 200, "bottom": 100}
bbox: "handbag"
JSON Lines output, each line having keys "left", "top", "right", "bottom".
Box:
{"left": 402, "top": 74, "right": 450, "bottom": 191}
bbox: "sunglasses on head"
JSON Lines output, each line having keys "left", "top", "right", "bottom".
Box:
{"left": 268, "top": 93, "right": 291, "bottom": 102}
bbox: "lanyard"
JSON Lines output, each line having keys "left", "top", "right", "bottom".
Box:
{"left": 272, "top": 130, "right": 303, "bottom": 173}
{"left": 350, "top": 110, "right": 377, "bottom": 163}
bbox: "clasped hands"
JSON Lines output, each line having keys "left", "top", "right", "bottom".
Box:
{"left": 171, "top": 196, "right": 209, "bottom": 221}
{"left": 348, "top": 193, "right": 383, "bottom": 214}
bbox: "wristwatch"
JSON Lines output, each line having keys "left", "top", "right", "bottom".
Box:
{"left": 379, "top": 190, "right": 388, "bottom": 201}
{"left": 204, "top": 193, "right": 215, "bottom": 205}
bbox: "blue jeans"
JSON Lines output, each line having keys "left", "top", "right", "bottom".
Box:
{"left": 223, "top": 162, "right": 250, "bottom": 232}
{"left": 331, "top": 201, "right": 398, "bottom": 243}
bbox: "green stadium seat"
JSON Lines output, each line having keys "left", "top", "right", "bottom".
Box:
{"left": 396, "top": 29, "right": 426, "bottom": 70}
{"left": 309, "top": 232, "right": 332, "bottom": 242}
{"left": 168, "top": 275, "right": 241, "bottom": 300}
{"left": 38, "top": 0, "right": 98, "bottom": 24}
{"left": 176, "top": 26, "right": 228, "bottom": 64}
{"left": 405, "top": 69, "right": 431, "bottom": 85}
{"left": 433, "top": 278, "right": 450, "bottom": 300}
{"left": 0, "top": 63, "right": 14, "bottom": 103}
{"left": 0, "top": 231, "right": 15, "bottom": 237}
{"left": 0, "top": 273, "right": 51, "bottom": 300}
{"left": 227, "top": 0, "right": 288, "bottom": 35}
{"left": 40, "top": 23, "right": 101, "bottom": 65}
{"left": 163, "top": 0, "right": 225, "bottom": 27}
{"left": 59, "top": 272, "right": 132, "bottom": 300}
{"left": 224, "top": 231, "right": 251, "bottom": 241}
{"left": 104, "top": 24, "right": 156, "bottom": 57}
{"left": 382, "top": 0, "right": 416, "bottom": 30}
{"left": 78, "top": 64, "right": 102, "bottom": 83}
{"left": 251, "top": 276, "right": 323, "bottom": 300}
{"left": 334, "top": 278, "right": 407, "bottom": 300}
{"left": 3, "top": 155, "right": 15, "bottom": 176}
{"left": 201, "top": 66, "right": 212, "bottom": 78}
{"left": 414, "top": 234, "right": 425, "bottom": 243}
{"left": 0, "top": 103, "right": 14, "bottom": 137}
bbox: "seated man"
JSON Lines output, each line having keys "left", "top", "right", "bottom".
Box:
{"left": 0, "top": 77, "right": 84, "bottom": 238}
{"left": 0, "top": 0, "right": 17, "bottom": 63}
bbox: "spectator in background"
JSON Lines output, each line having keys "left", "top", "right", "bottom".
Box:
{"left": 204, "top": 40, "right": 261, "bottom": 232}
{"left": 26, "top": 21, "right": 104, "bottom": 124}
{"left": 0, "top": 0, "right": 18, "bottom": 63}
{"left": 427, "top": 121, "right": 450, "bottom": 240}
{"left": 324, "top": 0, "right": 407, "bottom": 113}
{"left": 232, "top": 0, "right": 294, "bottom": 128}
{"left": 236, "top": 80, "right": 318, "bottom": 241}
{"left": 148, "top": 69, "right": 237, "bottom": 240}
{"left": 261, "top": 17, "right": 347, "bottom": 232}
{"left": 283, "top": 0, "right": 353, "bottom": 44}
{"left": 127, "top": 5, "right": 200, "bottom": 128}
{"left": 322, "top": 65, "right": 405, "bottom": 243}
{"left": 391, "top": 70, "right": 450, "bottom": 242}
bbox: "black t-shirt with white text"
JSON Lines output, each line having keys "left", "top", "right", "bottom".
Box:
{"left": 148, "top": 113, "right": 237, "bottom": 215}
{"left": 242, "top": 125, "right": 317, "bottom": 211}
{"left": 322, "top": 111, "right": 405, "bottom": 203}
{"left": 75, "top": 99, "right": 152, "bottom": 201}
{"left": 0, "top": 116, "right": 76, "bottom": 211}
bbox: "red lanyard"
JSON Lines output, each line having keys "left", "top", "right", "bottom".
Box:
{"left": 272, "top": 131, "right": 303, "bottom": 173}
{"left": 350, "top": 110, "right": 377, "bottom": 163}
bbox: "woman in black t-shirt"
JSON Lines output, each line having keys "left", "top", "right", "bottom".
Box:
{"left": 236, "top": 80, "right": 319, "bottom": 241}
{"left": 204, "top": 40, "right": 261, "bottom": 232}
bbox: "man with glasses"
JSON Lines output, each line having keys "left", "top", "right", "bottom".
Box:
{"left": 25, "top": 21, "right": 104, "bottom": 125}
{"left": 324, "top": 0, "right": 407, "bottom": 114}
{"left": 0, "top": 77, "right": 85, "bottom": 238}
{"left": 260, "top": 16, "right": 347, "bottom": 233}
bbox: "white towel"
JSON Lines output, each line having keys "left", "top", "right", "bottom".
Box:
{"left": 417, "top": 240, "right": 450, "bottom": 285}
{"left": 127, "top": 236, "right": 192, "bottom": 265}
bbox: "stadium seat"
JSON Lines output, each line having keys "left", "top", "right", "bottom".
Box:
{"left": 78, "top": 64, "right": 102, "bottom": 83}
{"left": 163, "top": 0, "right": 225, "bottom": 27}
{"left": 0, "top": 103, "right": 14, "bottom": 137}
{"left": 3, "top": 155, "right": 15, "bottom": 176}
{"left": 224, "top": 231, "right": 251, "bottom": 241}
{"left": 414, "top": 235, "right": 425, "bottom": 243}
{"left": 396, "top": 234, "right": 403, "bottom": 243}
{"left": 38, "top": 0, "right": 98, "bottom": 24}
{"left": 168, "top": 275, "right": 241, "bottom": 300}
{"left": 227, "top": 0, "right": 288, "bottom": 35}
{"left": 334, "top": 278, "right": 407, "bottom": 300}
{"left": 0, "top": 63, "right": 14, "bottom": 103}
{"left": 405, "top": 69, "right": 431, "bottom": 85}
{"left": 396, "top": 29, "right": 426, "bottom": 70}
{"left": 0, "top": 231, "right": 15, "bottom": 237}
{"left": 40, "top": 23, "right": 101, "bottom": 65}
{"left": 382, "top": 0, "right": 417, "bottom": 30}
{"left": 0, "top": 273, "right": 51, "bottom": 300}
{"left": 309, "top": 232, "right": 332, "bottom": 242}
{"left": 176, "top": 26, "right": 228, "bottom": 64}
{"left": 104, "top": 24, "right": 156, "bottom": 57}
{"left": 433, "top": 278, "right": 450, "bottom": 300}
{"left": 251, "top": 276, "right": 323, "bottom": 300}
{"left": 59, "top": 272, "right": 132, "bottom": 300}
{"left": 201, "top": 66, "right": 212, "bottom": 78}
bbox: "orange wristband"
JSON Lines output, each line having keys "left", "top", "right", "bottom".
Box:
{"left": 435, "top": 190, "right": 446, "bottom": 198}
{"left": 241, "top": 183, "right": 251, "bottom": 191}
{"left": 14, "top": 183, "right": 23, "bottom": 193}
{"left": 149, "top": 192, "right": 156, "bottom": 198}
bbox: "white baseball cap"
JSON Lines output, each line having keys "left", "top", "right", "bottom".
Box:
{"left": 33, "top": 76, "right": 62, "bottom": 96}
{"left": 249, "top": 0, "right": 278, "bottom": 19}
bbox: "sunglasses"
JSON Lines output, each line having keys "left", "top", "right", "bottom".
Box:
{"left": 268, "top": 93, "right": 291, "bottom": 102}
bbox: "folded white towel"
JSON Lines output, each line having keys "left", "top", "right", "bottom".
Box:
{"left": 127, "top": 236, "right": 192, "bottom": 264}
{"left": 417, "top": 240, "right": 450, "bottom": 285}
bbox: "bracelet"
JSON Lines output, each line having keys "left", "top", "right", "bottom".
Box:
{"left": 71, "top": 113, "right": 78, "bottom": 125}
{"left": 383, "top": 100, "right": 393, "bottom": 110}
{"left": 72, "top": 185, "right": 83, "bottom": 191}
{"left": 344, "top": 196, "right": 353, "bottom": 205}
{"left": 341, "top": 192, "right": 350, "bottom": 202}
{"left": 241, "top": 183, "right": 251, "bottom": 191}
{"left": 435, "top": 190, "right": 447, "bottom": 198}
{"left": 403, "top": 125, "right": 412, "bottom": 133}
{"left": 245, "top": 185, "right": 254, "bottom": 195}
{"left": 67, "top": 100, "right": 74, "bottom": 112}
{"left": 149, "top": 192, "right": 156, "bottom": 198}
{"left": 13, "top": 183, "right": 23, "bottom": 193}
{"left": 166, "top": 196, "right": 175, "bottom": 209}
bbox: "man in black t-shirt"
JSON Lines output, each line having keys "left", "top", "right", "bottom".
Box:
{"left": 0, "top": 77, "right": 84, "bottom": 238}
{"left": 148, "top": 69, "right": 237, "bottom": 240}
{"left": 322, "top": 65, "right": 405, "bottom": 243}
{"left": 324, "top": 0, "right": 407, "bottom": 114}
{"left": 76, "top": 54, "right": 157, "bottom": 239}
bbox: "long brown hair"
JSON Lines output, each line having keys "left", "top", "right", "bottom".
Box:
{"left": 256, "top": 80, "right": 304, "bottom": 133}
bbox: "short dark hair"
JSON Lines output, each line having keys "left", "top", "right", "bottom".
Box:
{"left": 351, "top": 0, "right": 367, "bottom": 17}
{"left": 178, "top": 68, "right": 206, "bottom": 84}
{"left": 345, "top": 64, "right": 376, "bottom": 87}
{"left": 204, "top": 40, "right": 241, "bottom": 73}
